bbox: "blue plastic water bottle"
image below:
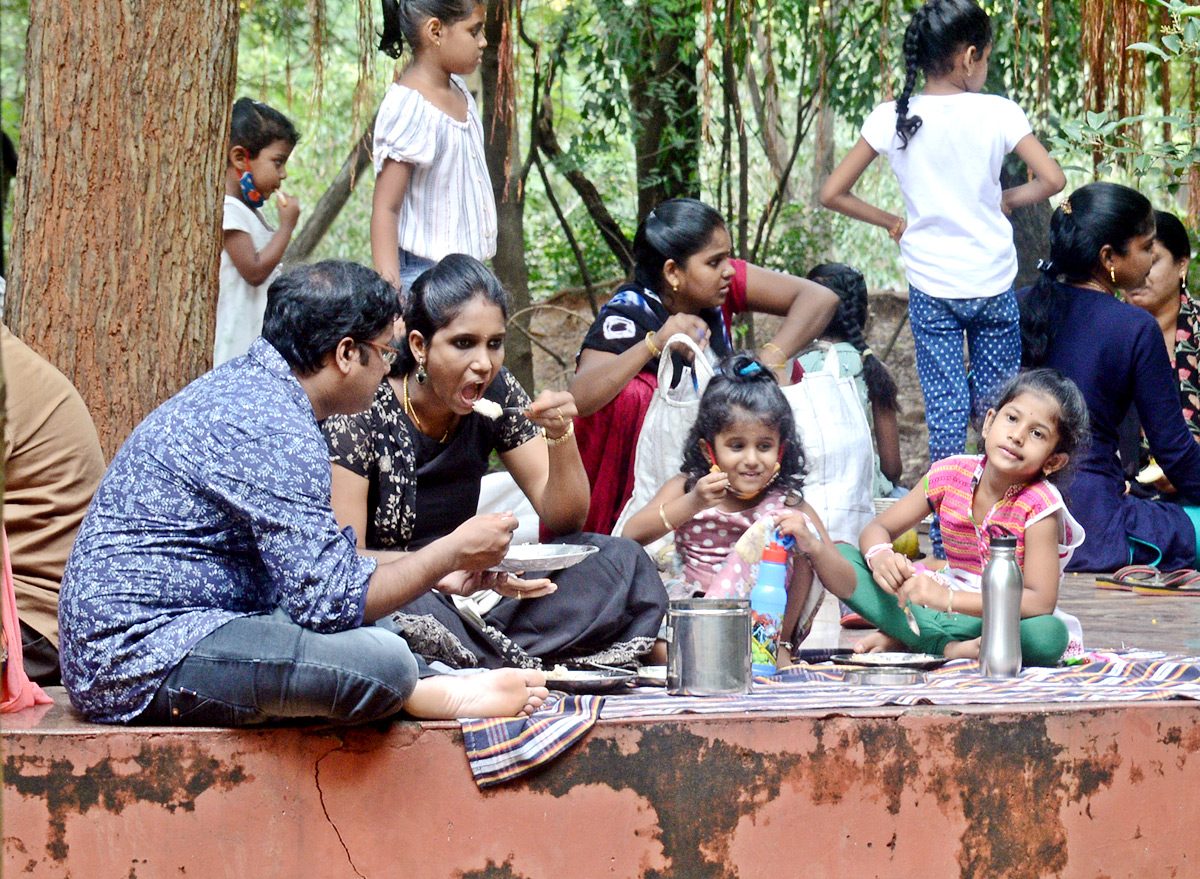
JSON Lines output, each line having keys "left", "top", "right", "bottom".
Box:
{"left": 750, "top": 539, "right": 788, "bottom": 676}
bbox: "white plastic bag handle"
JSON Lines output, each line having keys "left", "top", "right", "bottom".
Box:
{"left": 656, "top": 331, "right": 716, "bottom": 390}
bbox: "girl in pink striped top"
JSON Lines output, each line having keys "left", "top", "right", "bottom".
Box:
{"left": 829, "top": 369, "right": 1091, "bottom": 664}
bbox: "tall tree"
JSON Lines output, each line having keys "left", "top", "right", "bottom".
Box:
{"left": 6, "top": 1, "right": 239, "bottom": 456}
{"left": 481, "top": 0, "right": 534, "bottom": 389}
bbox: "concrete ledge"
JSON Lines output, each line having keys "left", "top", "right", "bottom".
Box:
{"left": 4, "top": 688, "right": 1199, "bottom": 878}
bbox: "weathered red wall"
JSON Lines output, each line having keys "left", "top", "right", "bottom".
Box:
{"left": 4, "top": 697, "right": 1198, "bottom": 878}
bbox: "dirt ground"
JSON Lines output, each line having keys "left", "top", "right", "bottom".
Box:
{"left": 527, "top": 286, "right": 932, "bottom": 490}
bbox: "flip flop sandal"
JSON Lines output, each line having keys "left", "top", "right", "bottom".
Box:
{"left": 1096, "top": 565, "right": 1162, "bottom": 591}
{"left": 1131, "top": 568, "right": 1200, "bottom": 594}
{"left": 1098, "top": 565, "right": 1200, "bottom": 593}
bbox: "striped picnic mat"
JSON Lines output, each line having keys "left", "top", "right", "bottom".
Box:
{"left": 459, "top": 651, "right": 1200, "bottom": 788}
{"left": 461, "top": 692, "right": 602, "bottom": 788}
{"left": 599, "top": 650, "right": 1200, "bottom": 719}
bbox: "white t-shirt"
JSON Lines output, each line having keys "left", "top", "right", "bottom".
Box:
{"left": 373, "top": 74, "right": 497, "bottom": 262}
{"left": 215, "top": 196, "right": 278, "bottom": 367}
{"left": 860, "top": 93, "right": 1032, "bottom": 299}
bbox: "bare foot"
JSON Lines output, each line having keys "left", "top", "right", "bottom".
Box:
{"left": 943, "top": 637, "right": 981, "bottom": 660}
{"left": 403, "top": 668, "right": 549, "bottom": 720}
{"left": 647, "top": 639, "right": 668, "bottom": 666}
{"left": 854, "top": 631, "right": 905, "bottom": 654}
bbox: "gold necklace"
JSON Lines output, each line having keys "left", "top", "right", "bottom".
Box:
{"left": 403, "top": 374, "right": 452, "bottom": 442}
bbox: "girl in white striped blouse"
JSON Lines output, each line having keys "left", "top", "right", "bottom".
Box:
{"left": 372, "top": 0, "right": 497, "bottom": 298}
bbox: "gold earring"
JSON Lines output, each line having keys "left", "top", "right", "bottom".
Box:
{"left": 1110, "top": 266, "right": 1117, "bottom": 284}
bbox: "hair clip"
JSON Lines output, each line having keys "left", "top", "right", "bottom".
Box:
{"left": 861, "top": 347, "right": 874, "bottom": 359}
{"left": 1060, "top": 197, "right": 1072, "bottom": 215}
{"left": 738, "top": 361, "right": 764, "bottom": 376}
{"left": 1036, "top": 258, "right": 1057, "bottom": 275}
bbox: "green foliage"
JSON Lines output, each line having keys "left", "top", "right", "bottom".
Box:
{"left": 236, "top": 0, "right": 383, "bottom": 265}
{"left": 0, "top": 0, "right": 24, "bottom": 140}
{"left": 1050, "top": 0, "right": 1200, "bottom": 190}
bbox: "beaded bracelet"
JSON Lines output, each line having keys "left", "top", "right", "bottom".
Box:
{"left": 543, "top": 421, "right": 575, "bottom": 446}
{"left": 863, "top": 542, "right": 893, "bottom": 571}
{"left": 644, "top": 332, "right": 662, "bottom": 358}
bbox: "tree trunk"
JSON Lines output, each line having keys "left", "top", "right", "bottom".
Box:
{"left": 625, "top": 8, "right": 701, "bottom": 220}
{"left": 1001, "top": 159, "right": 1052, "bottom": 291}
{"left": 283, "top": 120, "right": 374, "bottom": 267}
{"left": 481, "top": 1, "right": 533, "bottom": 390}
{"left": 6, "top": 1, "right": 239, "bottom": 458}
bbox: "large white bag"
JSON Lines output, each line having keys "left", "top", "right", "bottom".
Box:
{"left": 784, "top": 342, "right": 875, "bottom": 544}
{"left": 612, "top": 333, "right": 715, "bottom": 546}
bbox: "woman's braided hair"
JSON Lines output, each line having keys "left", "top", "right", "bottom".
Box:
{"left": 896, "top": 0, "right": 992, "bottom": 149}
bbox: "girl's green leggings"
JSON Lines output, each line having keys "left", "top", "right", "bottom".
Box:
{"left": 836, "top": 544, "right": 1069, "bottom": 667}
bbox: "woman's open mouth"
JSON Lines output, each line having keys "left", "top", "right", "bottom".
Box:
{"left": 460, "top": 381, "right": 487, "bottom": 409}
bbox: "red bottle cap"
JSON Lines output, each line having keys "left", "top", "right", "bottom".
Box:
{"left": 762, "top": 541, "right": 787, "bottom": 564}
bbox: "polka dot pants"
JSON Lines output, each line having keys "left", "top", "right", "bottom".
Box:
{"left": 908, "top": 285, "right": 1021, "bottom": 463}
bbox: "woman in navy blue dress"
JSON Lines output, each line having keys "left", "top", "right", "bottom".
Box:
{"left": 1020, "top": 182, "right": 1200, "bottom": 572}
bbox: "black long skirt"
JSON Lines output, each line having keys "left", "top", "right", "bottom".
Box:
{"left": 377, "top": 532, "right": 667, "bottom": 670}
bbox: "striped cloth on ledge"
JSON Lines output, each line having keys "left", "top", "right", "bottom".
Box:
{"left": 599, "top": 650, "right": 1200, "bottom": 720}
{"left": 458, "top": 650, "right": 1200, "bottom": 788}
{"left": 461, "top": 692, "right": 603, "bottom": 788}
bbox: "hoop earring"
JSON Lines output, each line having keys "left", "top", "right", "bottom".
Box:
{"left": 416, "top": 360, "right": 428, "bottom": 384}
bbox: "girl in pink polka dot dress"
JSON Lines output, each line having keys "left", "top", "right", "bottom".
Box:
{"left": 623, "top": 353, "right": 857, "bottom": 664}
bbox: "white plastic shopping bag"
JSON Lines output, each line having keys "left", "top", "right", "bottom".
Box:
{"left": 783, "top": 342, "right": 875, "bottom": 544}
{"left": 613, "top": 333, "right": 715, "bottom": 555}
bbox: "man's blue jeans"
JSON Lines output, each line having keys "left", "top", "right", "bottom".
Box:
{"left": 137, "top": 608, "right": 421, "bottom": 726}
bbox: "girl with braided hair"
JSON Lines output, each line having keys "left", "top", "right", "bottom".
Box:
{"left": 820, "top": 0, "right": 1064, "bottom": 554}
{"left": 798, "top": 263, "right": 903, "bottom": 500}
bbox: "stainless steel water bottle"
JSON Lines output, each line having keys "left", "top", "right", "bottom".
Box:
{"left": 980, "top": 527, "right": 1023, "bottom": 677}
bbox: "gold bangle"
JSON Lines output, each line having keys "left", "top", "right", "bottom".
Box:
{"left": 760, "top": 342, "right": 785, "bottom": 363}
{"left": 659, "top": 503, "right": 677, "bottom": 532}
{"left": 946, "top": 589, "right": 955, "bottom": 615}
{"left": 644, "top": 332, "right": 662, "bottom": 358}
{"left": 543, "top": 421, "right": 575, "bottom": 446}
{"left": 889, "top": 218, "right": 903, "bottom": 239}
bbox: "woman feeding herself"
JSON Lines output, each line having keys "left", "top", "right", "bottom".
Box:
{"left": 323, "top": 255, "right": 667, "bottom": 671}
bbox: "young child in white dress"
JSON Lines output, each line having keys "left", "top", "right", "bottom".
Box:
{"left": 215, "top": 98, "right": 300, "bottom": 366}
{"left": 371, "top": 0, "right": 495, "bottom": 297}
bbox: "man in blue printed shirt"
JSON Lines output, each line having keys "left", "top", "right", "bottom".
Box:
{"left": 59, "top": 261, "right": 547, "bottom": 725}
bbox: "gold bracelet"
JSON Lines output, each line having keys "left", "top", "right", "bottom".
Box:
{"left": 760, "top": 342, "right": 785, "bottom": 364}
{"left": 644, "top": 332, "right": 662, "bottom": 358}
{"left": 946, "top": 589, "right": 955, "bottom": 615}
{"left": 659, "top": 503, "right": 677, "bottom": 532}
{"left": 543, "top": 421, "right": 575, "bottom": 446}
{"left": 889, "top": 218, "right": 904, "bottom": 239}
